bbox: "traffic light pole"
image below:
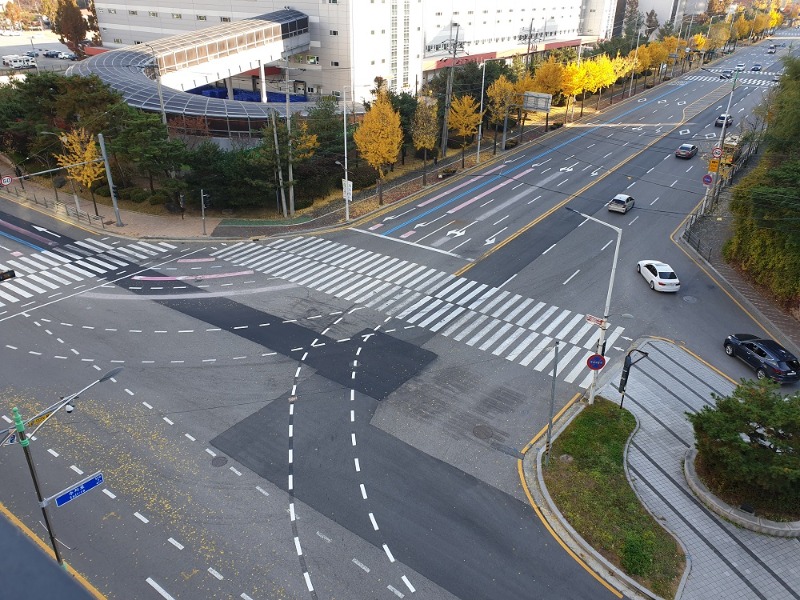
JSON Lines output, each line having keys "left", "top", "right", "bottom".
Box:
{"left": 13, "top": 407, "right": 65, "bottom": 567}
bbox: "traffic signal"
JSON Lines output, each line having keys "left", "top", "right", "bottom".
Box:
{"left": 111, "top": 185, "right": 119, "bottom": 198}
{"left": 618, "top": 353, "right": 632, "bottom": 393}
{"left": 179, "top": 192, "right": 185, "bottom": 209}
{"left": 202, "top": 192, "right": 211, "bottom": 208}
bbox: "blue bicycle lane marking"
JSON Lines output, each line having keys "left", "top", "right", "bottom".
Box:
{"left": 0, "top": 230, "right": 47, "bottom": 252}
{"left": 382, "top": 82, "right": 687, "bottom": 237}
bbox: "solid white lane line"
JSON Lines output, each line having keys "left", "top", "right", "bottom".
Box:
{"left": 145, "top": 577, "right": 176, "bottom": 600}
{"left": 562, "top": 270, "right": 580, "bottom": 285}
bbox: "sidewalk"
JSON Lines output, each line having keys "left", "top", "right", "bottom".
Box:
{"left": 523, "top": 338, "right": 800, "bottom": 600}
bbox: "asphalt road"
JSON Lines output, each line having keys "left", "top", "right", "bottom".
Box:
{"left": 1, "top": 36, "right": 798, "bottom": 600}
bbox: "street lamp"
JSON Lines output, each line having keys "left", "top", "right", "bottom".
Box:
{"left": 144, "top": 43, "right": 167, "bottom": 127}
{"left": 564, "top": 207, "right": 622, "bottom": 405}
{"left": 335, "top": 160, "right": 351, "bottom": 223}
{"left": 701, "top": 67, "right": 737, "bottom": 213}
{"left": 628, "top": 30, "right": 643, "bottom": 98}
{"left": 1, "top": 367, "right": 123, "bottom": 567}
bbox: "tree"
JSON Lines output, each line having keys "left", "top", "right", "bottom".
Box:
{"left": 644, "top": 10, "right": 659, "bottom": 37}
{"left": 54, "top": 128, "right": 105, "bottom": 215}
{"left": 411, "top": 96, "right": 438, "bottom": 184}
{"left": 448, "top": 95, "right": 482, "bottom": 168}
{"left": 109, "top": 108, "right": 185, "bottom": 192}
{"left": 734, "top": 15, "right": 750, "bottom": 40}
{"left": 623, "top": 0, "right": 644, "bottom": 42}
{"left": 53, "top": 0, "right": 88, "bottom": 55}
{"left": 4, "top": 1, "right": 23, "bottom": 29}
{"left": 647, "top": 40, "right": 669, "bottom": 83}
{"left": 352, "top": 91, "right": 402, "bottom": 205}
{"left": 485, "top": 75, "right": 516, "bottom": 155}
{"left": 688, "top": 379, "right": 800, "bottom": 507}
{"left": 532, "top": 57, "right": 564, "bottom": 97}
{"left": 561, "top": 62, "right": 583, "bottom": 121}
{"left": 656, "top": 20, "right": 676, "bottom": 40}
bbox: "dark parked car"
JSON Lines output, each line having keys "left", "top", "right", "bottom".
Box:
{"left": 24, "top": 49, "right": 38, "bottom": 57}
{"left": 720, "top": 70, "right": 733, "bottom": 79}
{"left": 675, "top": 144, "right": 698, "bottom": 158}
{"left": 724, "top": 334, "right": 800, "bottom": 383}
{"left": 42, "top": 49, "right": 61, "bottom": 58}
{"left": 751, "top": 63, "right": 762, "bottom": 71}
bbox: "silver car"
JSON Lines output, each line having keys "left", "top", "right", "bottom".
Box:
{"left": 608, "top": 194, "right": 635, "bottom": 214}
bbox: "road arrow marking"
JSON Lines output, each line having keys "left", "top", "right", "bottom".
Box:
{"left": 383, "top": 208, "right": 415, "bottom": 221}
{"left": 32, "top": 226, "right": 61, "bottom": 238}
{"left": 447, "top": 222, "right": 476, "bottom": 237}
{"left": 559, "top": 161, "right": 579, "bottom": 172}
{"left": 590, "top": 169, "right": 601, "bottom": 176}
{"left": 484, "top": 227, "right": 507, "bottom": 245}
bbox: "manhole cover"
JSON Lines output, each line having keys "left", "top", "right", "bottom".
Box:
{"left": 473, "top": 424, "right": 493, "bottom": 440}
{"left": 683, "top": 295, "right": 698, "bottom": 304}
{"left": 211, "top": 456, "right": 228, "bottom": 467}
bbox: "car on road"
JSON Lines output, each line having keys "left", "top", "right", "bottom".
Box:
{"left": 720, "top": 70, "right": 733, "bottom": 79}
{"left": 735, "top": 63, "right": 746, "bottom": 71}
{"left": 723, "top": 334, "right": 800, "bottom": 383}
{"left": 767, "top": 47, "right": 776, "bottom": 54}
{"left": 24, "top": 50, "right": 39, "bottom": 57}
{"left": 675, "top": 144, "right": 698, "bottom": 158}
{"left": 58, "top": 52, "right": 78, "bottom": 60}
{"left": 42, "top": 49, "right": 61, "bottom": 58}
{"left": 636, "top": 260, "right": 680, "bottom": 292}
{"left": 773, "top": 74, "right": 781, "bottom": 82}
{"left": 715, "top": 113, "right": 733, "bottom": 127}
{"left": 751, "top": 63, "right": 762, "bottom": 71}
{"left": 607, "top": 193, "right": 635, "bottom": 214}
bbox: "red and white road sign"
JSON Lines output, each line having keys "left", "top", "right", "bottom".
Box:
{"left": 585, "top": 314, "right": 605, "bottom": 327}
{"left": 1, "top": 176, "right": 12, "bottom": 186}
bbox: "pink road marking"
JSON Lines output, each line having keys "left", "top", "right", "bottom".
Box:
{"left": 447, "top": 176, "right": 517, "bottom": 214}
{"left": 369, "top": 223, "right": 384, "bottom": 231}
{"left": 177, "top": 257, "right": 216, "bottom": 263}
{"left": 133, "top": 270, "right": 254, "bottom": 281}
{"left": 417, "top": 163, "right": 508, "bottom": 207}
{"left": 400, "top": 230, "right": 416, "bottom": 238}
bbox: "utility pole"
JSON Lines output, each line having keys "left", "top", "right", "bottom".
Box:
{"left": 97, "top": 133, "right": 122, "bottom": 227}
{"left": 440, "top": 22, "right": 460, "bottom": 160}
{"left": 285, "top": 57, "right": 295, "bottom": 217}
{"left": 525, "top": 19, "right": 534, "bottom": 70}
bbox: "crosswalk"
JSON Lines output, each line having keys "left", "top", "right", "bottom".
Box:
{"left": 685, "top": 74, "right": 777, "bottom": 87}
{"left": 212, "top": 238, "right": 626, "bottom": 388}
{"left": 0, "top": 239, "right": 177, "bottom": 308}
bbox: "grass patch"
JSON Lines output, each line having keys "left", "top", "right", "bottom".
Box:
{"left": 543, "top": 399, "right": 684, "bottom": 598}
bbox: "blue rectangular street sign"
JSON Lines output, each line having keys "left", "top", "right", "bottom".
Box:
{"left": 54, "top": 472, "right": 104, "bottom": 507}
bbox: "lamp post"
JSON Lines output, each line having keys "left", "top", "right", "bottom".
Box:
{"left": 338, "top": 84, "right": 351, "bottom": 222}
{"left": 144, "top": 43, "right": 167, "bottom": 127}
{"left": 1, "top": 367, "right": 123, "bottom": 567}
{"left": 565, "top": 207, "right": 622, "bottom": 405}
{"left": 335, "top": 160, "right": 351, "bottom": 223}
{"left": 628, "top": 30, "right": 643, "bottom": 98}
{"left": 476, "top": 62, "right": 487, "bottom": 166}
{"left": 702, "top": 67, "right": 737, "bottom": 213}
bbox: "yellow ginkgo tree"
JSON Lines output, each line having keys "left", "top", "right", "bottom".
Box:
{"left": 486, "top": 75, "right": 516, "bottom": 155}
{"left": 353, "top": 91, "right": 403, "bottom": 205}
{"left": 448, "top": 95, "right": 483, "bottom": 168}
{"left": 54, "top": 128, "right": 105, "bottom": 216}
{"left": 411, "top": 96, "right": 438, "bottom": 185}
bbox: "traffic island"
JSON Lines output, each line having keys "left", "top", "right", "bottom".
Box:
{"left": 537, "top": 398, "right": 685, "bottom": 599}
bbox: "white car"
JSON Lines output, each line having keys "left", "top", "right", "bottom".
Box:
{"left": 735, "top": 63, "right": 745, "bottom": 71}
{"left": 637, "top": 260, "right": 680, "bottom": 292}
{"left": 608, "top": 193, "right": 635, "bottom": 214}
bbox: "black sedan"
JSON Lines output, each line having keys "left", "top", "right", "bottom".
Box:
{"left": 724, "top": 334, "right": 800, "bottom": 383}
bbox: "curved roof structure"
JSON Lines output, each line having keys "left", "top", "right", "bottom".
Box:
{"left": 68, "top": 9, "right": 310, "bottom": 121}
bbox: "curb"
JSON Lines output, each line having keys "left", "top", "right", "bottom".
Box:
{"left": 683, "top": 447, "right": 800, "bottom": 537}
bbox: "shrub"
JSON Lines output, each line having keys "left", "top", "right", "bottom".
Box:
{"left": 688, "top": 379, "right": 800, "bottom": 508}
{"left": 148, "top": 191, "right": 169, "bottom": 205}
{"left": 129, "top": 188, "right": 150, "bottom": 203}
{"left": 94, "top": 185, "right": 111, "bottom": 197}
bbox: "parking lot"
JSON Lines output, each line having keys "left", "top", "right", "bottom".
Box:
{"left": 0, "top": 29, "right": 74, "bottom": 73}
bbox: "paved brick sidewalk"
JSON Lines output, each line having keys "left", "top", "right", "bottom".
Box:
{"left": 599, "top": 339, "right": 800, "bottom": 600}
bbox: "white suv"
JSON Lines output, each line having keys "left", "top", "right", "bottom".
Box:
{"left": 735, "top": 63, "right": 745, "bottom": 71}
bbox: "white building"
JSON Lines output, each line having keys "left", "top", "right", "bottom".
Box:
{"left": 94, "top": 0, "right": 602, "bottom": 102}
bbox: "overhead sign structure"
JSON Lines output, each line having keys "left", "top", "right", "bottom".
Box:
{"left": 587, "top": 354, "right": 606, "bottom": 371}
{"left": 1, "top": 176, "right": 11, "bottom": 186}
{"left": 522, "top": 91, "right": 552, "bottom": 113}
{"left": 52, "top": 472, "right": 104, "bottom": 508}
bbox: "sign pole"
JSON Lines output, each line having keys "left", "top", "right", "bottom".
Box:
{"left": 12, "top": 407, "right": 65, "bottom": 567}
{"left": 545, "top": 341, "right": 559, "bottom": 466}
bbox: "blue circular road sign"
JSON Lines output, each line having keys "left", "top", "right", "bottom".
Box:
{"left": 587, "top": 354, "right": 606, "bottom": 370}
{"left": 702, "top": 174, "right": 713, "bottom": 185}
